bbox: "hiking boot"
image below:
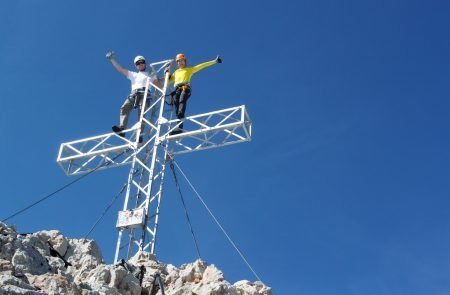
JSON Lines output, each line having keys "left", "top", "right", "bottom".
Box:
{"left": 112, "top": 125, "right": 125, "bottom": 137}
{"left": 169, "top": 128, "right": 183, "bottom": 136}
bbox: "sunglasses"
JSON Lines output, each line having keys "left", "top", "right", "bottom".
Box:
{"left": 135, "top": 61, "right": 145, "bottom": 66}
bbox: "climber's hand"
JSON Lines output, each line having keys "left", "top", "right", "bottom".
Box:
{"left": 106, "top": 51, "right": 115, "bottom": 60}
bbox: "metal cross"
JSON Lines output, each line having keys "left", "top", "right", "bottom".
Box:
{"left": 57, "top": 59, "right": 252, "bottom": 263}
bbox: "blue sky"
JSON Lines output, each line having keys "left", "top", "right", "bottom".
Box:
{"left": 1, "top": 0, "right": 450, "bottom": 294}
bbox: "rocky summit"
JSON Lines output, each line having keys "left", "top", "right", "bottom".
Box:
{"left": 0, "top": 222, "right": 271, "bottom": 295}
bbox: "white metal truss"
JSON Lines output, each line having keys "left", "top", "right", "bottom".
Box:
{"left": 162, "top": 105, "right": 252, "bottom": 155}
{"left": 57, "top": 130, "right": 136, "bottom": 175}
{"left": 56, "top": 58, "right": 252, "bottom": 263}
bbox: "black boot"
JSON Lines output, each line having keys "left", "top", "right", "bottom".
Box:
{"left": 112, "top": 125, "right": 125, "bottom": 137}
{"left": 169, "top": 128, "right": 183, "bottom": 136}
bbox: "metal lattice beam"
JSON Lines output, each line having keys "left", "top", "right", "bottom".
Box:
{"left": 57, "top": 105, "right": 252, "bottom": 175}
{"left": 163, "top": 105, "right": 252, "bottom": 155}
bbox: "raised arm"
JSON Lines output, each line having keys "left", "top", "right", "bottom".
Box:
{"left": 191, "top": 55, "right": 222, "bottom": 74}
{"left": 106, "top": 51, "right": 128, "bottom": 77}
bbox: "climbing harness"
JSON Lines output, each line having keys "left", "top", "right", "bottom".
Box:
{"left": 174, "top": 83, "right": 191, "bottom": 92}
{"left": 128, "top": 87, "right": 152, "bottom": 109}
{"left": 168, "top": 83, "right": 191, "bottom": 106}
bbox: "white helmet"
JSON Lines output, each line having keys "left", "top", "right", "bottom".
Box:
{"left": 134, "top": 55, "right": 146, "bottom": 64}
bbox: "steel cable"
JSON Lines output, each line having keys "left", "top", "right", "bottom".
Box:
{"left": 172, "top": 159, "right": 263, "bottom": 282}
{"left": 2, "top": 149, "right": 130, "bottom": 222}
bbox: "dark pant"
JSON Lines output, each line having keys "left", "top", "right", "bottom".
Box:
{"left": 172, "top": 87, "right": 191, "bottom": 129}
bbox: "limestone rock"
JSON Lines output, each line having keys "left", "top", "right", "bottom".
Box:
{"left": 65, "top": 238, "right": 104, "bottom": 285}
{"left": 26, "top": 273, "right": 80, "bottom": 295}
{"left": 234, "top": 280, "right": 272, "bottom": 295}
{"left": 65, "top": 238, "right": 103, "bottom": 269}
{"left": 0, "top": 223, "right": 271, "bottom": 295}
{"left": 0, "top": 222, "right": 16, "bottom": 236}
{"left": 164, "top": 260, "right": 236, "bottom": 295}
{"left": 0, "top": 223, "right": 19, "bottom": 261}
{"left": 11, "top": 245, "right": 50, "bottom": 275}
{"left": 0, "top": 285, "right": 45, "bottom": 295}
{"left": 0, "top": 272, "right": 36, "bottom": 292}
{"left": 0, "top": 260, "right": 13, "bottom": 272}
{"left": 35, "top": 230, "right": 69, "bottom": 257}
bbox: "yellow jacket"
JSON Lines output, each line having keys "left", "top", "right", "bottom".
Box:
{"left": 169, "top": 60, "right": 217, "bottom": 86}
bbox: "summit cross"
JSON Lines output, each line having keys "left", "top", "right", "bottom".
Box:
{"left": 57, "top": 59, "right": 252, "bottom": 263}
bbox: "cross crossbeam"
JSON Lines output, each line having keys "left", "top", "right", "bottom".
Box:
{"left": 163, "top": 105, "right": 252, "bottom": 155}
{"left": 57, "top": 105, "right": 251, "bottom": 175}
{"left": 57, "top": 129, "right": 137, "bottom": 175}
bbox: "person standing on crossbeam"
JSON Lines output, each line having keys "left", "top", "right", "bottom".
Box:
{"left": 106, "top": 51, "right": 161, "bottom": 142}
{"left": 166, "top": 53, "right": 222, "bottom": 135}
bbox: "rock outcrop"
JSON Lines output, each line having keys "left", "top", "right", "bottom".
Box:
{"left": 0, "top": 222, "right": 271, "bottom": 294}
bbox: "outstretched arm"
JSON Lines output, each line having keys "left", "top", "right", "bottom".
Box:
{"left": 191, "top": 55, "right": 222, "bottom": 74}
{"left": 192, "top": 60, "right": 217, "bottom": 74}
{"left": 106, "top": 51, "right": 128, "bottom": 77}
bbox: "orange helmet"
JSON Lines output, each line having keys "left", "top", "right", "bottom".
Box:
{"left": 176, "top": 53, "right": 186, "bottom": 61}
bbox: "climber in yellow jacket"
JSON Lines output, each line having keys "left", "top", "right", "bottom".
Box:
{"left": 167, "top": 53, "right": 222, "bottom": 134}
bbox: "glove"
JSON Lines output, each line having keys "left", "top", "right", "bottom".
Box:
{"left": 164, "top": 66, "right": 170, "bottom": 75}
{"left": 216, "top": 55, "right": 222, "bottom": 63}
{"left": 106, "top": 51, "right": 115, "bottom": 60}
